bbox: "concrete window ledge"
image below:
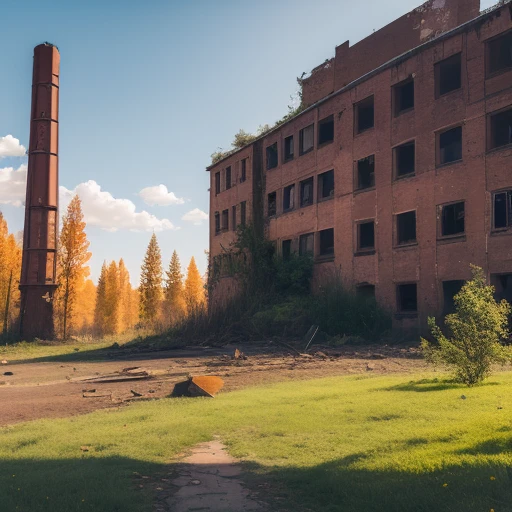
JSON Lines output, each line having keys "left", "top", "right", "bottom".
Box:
{"left": 354, "top": 250, "right": 376, "bottom": 257}
{"left": 437, "top": 234, "right": 466, "bottom": 244}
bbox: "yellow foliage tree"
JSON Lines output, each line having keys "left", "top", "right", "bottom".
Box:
{"left": 94, "top": 262, "right": 108, "bottom": 336}
{"left": 139, "top": 233, "right": 163, "bottom": 325}
{"left": 164, "top": 250, "right": 186, "bottom": 325}
{"left": 104, "top": 260, "right": 120, "bottom": 335}
{"left": 184, "top": 256, "right": 205, "bottom": 314}
{"left": 118, "top": 258, "right": 137, "bottom": 332}
{"left": 75, "top": 279, "right": 96, "bottom": 334}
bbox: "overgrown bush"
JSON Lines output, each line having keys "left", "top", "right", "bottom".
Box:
{"left": 421, "top": 265, "right": 511, "bottom": 386}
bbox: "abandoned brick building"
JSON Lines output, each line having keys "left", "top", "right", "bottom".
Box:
{"left": 207, "top": 0, "right": 512, "bottom": 332}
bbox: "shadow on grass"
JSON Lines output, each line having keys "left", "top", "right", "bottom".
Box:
{"left": 380, "top": 378, "right": 500, "bottom": 393}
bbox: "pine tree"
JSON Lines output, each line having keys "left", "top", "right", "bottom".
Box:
{"left": 184, "top": 256, "right": 205, "bottom": 314}
{"left": 139, "top": 233, "right": 163, "bottom": 324}
{"left": 164, "top": 250, "right": 186, "bottom": 324}
{"left": 94, "top": 262, "right": 108, "bottom": 336}
{"left": 55, "top": 195, "right": 91, "bottom": 339}
{"left": 104, "top": 260, "right": 120, "bottom": 334}
{"left": 118, "top": 259, "right": 132, "bottom": 332}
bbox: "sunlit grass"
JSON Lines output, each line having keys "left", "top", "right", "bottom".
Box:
{"left": 1, "top": 372, "right": 511, "bottom": 511}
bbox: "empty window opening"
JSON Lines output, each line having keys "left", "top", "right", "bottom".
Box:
{"left": 215, "top": 172, "right": 221, "bottom": 194}
{"left": 318, "top": 170, "right": 334, "bottom": 200}
{"left": 397, "top": 283, "right": 418, "bottom": 312}
{"left": 221, "top": 209, "right": 229, "bottom": 231}
{"left": 284, "top": 135, "right": 294, "bottom": 162}
{"left": 356, "top": 155, "right": 375, "bottom": 190}
{"left": 214, "top": 212, "right": 220, "bottom": 234}
{"left": 436, "top": 53, "right": 461, "bottom": 97}
{"left": 266, "top": 143, "right": 278, "bottom": 170}
{"left": 489, "top": 108, "right": 512, "bottom": 150}
{"left": 395, "top": 142, "right": 415, "bottom": 177}
{"left": 357, "top": 284, "right": 375, "bottom": 299}
{"left": 240, "top": 159, "right": 247, "bottom": 182}
{"left": 441, "top": 202, "right": 465, "bottom": 236}
{"left": 355, "top": 96, "right": 374, "bottom": 133}
{"left": 267, "top": 191, "right": 277, "bottom": 217}
{"left": 394, "top": 79, "right": 414, "bottom": 116}
{"left": 442, "top": 280, "right": 464, "bottom": 315}
{"left": 491, "top": 273, "right": 512, "bottom": 304}
{"left": 283, "top": 184, "right": 295, "bottom": 211}
{"left": 299, "top": 233, "right": 314, "bottom": 256}
{"left": 240, "top": 201, "right": 247, "bottom": 226}
{"left": 300, "top": 177, "right": 314, "bottom": 207}
{"left": 282, "top": 239, "right": 292, "bottom": 260}
{"left": 319, "top": 228, "right": 334, "bottom": 256}
{"left": 397, "top": 211, "right": 416, "bottom": 245}
{"left": 487, "top": 31, "right": 512, "bottom": 76}
{"left": 318, "top": 115, "right": 334, "bottom": 145}
{"left": 299, "top": 124, "right": 314, "bottom": 155}
{"left": 494, "top": 190, "right": 512, "bottom": 229}
{"left": 358, "top": 221, "right": 375, "bottom": 250}
{"left": 438, "top": 126, "right": 462, "bottom": 165}
{"left": 232, "top": 205, "right": 237, "bottom": 231}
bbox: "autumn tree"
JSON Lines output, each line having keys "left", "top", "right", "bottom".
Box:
{"left": 94, "top": 262, "right": 108, "bottom": 336}
{"left": 139, "top": 233, "right": 163, "bottom": 324}
{"left": 54, "top": 195, "right": 91, "bottom": 339}
{"left": 164, "top": 250, "right": 186, "bottom": 324}
{"left": 118, "top": 258, "right": 138, "bottom": 332}
{"left": 75, "top": 279, "right": 96, "bottom": 334}
{"left": 104, "top": 260, "right": 120, "bottom": 334}
{"left": 184, "top": 256, "right": 205, "bottom": 314}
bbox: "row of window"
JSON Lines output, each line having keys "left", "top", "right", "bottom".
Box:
{"left": 214, "top": 158, "right": 248, "bottom": 195}
{"left": 214, "top": 201, "right": 247, "bottom": 234}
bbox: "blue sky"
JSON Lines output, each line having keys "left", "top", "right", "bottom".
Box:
{"left": 0, "top": 0, "right": 496, "bottom": 285}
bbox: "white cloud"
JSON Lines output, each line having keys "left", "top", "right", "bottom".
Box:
{"left": 0, "top": 164, "right": 27, "bottom": 206}
{"left": 182, "top": 208, "right": 208, "bottom": 225}
{"left": 138, "top": 184, "right": 185, "bottom": 206}
{"left": 0, "top": 135, "right": 26, "bottom": 158}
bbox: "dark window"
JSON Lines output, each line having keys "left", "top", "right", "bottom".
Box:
{"left": 225, "top": 166, "right": 232, "bottom": 190}
{"left": 284, "top": 135, "right": 294, "bottom": 162}
{"left": 266, "top": 143, "right": 278, "bottom": 170}
{"left": 299, "top": 233, "right": 314, "bottom": 256}
{"left": 442, "top": 280, "right": 464, "bottom": 315}
{"left": 357, "top": 284, "right": 375, "bottom": 299}
{"left": 487, "top": 31, "right": 512, "bottom": 76}
{"left": 267, "top": 191, "right": 276, "bottom": 217}
{"left": 441, "top": 202, "right": 465, "bottom": 236}
{"left": 299, "top": 124, "right": 314, "bottom": 155}
{"left": 282, "top": 239, "right": 292, "bottom": 260}
{"left": 215, "top": 172, "right": 221, "bottom": 194}
{"left": 240, "top": 201, "right": 246, "bottom": 226}
{"left": 394, "top": 79, "right": 414, "bottom": 116}
{"left": 397, "top": 283, "right": 418, "bottom": 312}
{"left": 358, "top": 221, "right": 375, "bottom": 250}
{"left": 214, "top": 212, "right": 220, "bottom": 234}
{"left": 494, "top": 190, "right": 512, "bottom": 229}
{"left": 394, "top": 142, "right": 415, "bottom": 177}
{"left": 240, "top": 159, "right": 247, "bottom": 182}
{"left": 438, "top": 126, "right": 462, "bottom": 165}
{"left": 300, "top": 177, "right": 314, "bottom": 207}
{"left": 355, "top": 96, "right": 374, "bottom": 134}
{"left": 318, "top": 115, "right": 334, "bottom": 145}
{"left": 397, "top": 211, "right": 416, "bottom": 245}
{"left": 221, "top": 209, "right": 229, "bottom": 231}
{"left": 489, "top": 108, "right": 512, "bottom": 150}
{"left": 283, "top": 184, "right": 295, "bottom": 211}
{"left": 436, "top": 53, "right": 461, "bottom": 97}
{"left": 491, "top": 273, "right": 512, "bottom": 304}
{"left": 232, "top": 205, "right": 237, "bottom": 231}
{"left": 318, "top": 170, "right": 334, "bottom": 200}
{"left": 356, "top": 155, "right": 375, "bottom": 190}
{"left": 319, "top": 228, "right": 334, "bottom": 256}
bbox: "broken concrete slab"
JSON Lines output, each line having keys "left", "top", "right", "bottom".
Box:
{"left": 171, "top": 376, "right": 224, "bottom": 398}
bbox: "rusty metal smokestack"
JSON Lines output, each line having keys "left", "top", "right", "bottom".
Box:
{"left": 19, "top": 43, "right": 60, "bottom": 340}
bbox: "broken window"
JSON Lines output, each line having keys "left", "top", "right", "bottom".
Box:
{"left": 435, "top": 53, "right": 461, "bottom": 97}
{"left": 441, "top": 201, "right": 465, "bottom": 236}
{"left": 489, "top": 108, "right": 512, "bottom": 150}
{"left": 299, "top": 233, "right": 314, "bottom": 256}
{"left": 240, "top": 159, "right": 247, "bottom": 182}
{"left": 240, "top": 201, "right": 247, "bottom": 226}
{"left": 214, "top": 212, "right": 220, "bottom": 234}
{"left": 493, "top": 190, "right": 512, "bottom": 229}
{"left": 215, "top": 172, "right": 221, "bottom": 194}
{"left": 225, "top": 166, "right": 232, "bottom": 189}
{"left": 397, "top": 283, "right": 418, "bottom": 312}
{"left": 393, "top": 79, "right": 414, "bottom": 116}
{"left": 299, "top": 124, "right": 314, "bottom": 155}
{"left": 396, "top": 211, "right": 416, "bottom": 245}
{"left": 442, "top": 280, "right": 464, "bottom": 315}
{"left": 356, "top": 155, "right": 375, "bottom": 190}
{"left": 284, "top": 135, "right": 294, "bottom": 162}
{"left": 222, "top": 209, "right": 229, "bottom": 231}
{"left": 232, "top": 205, "right": 237, "bottom": 231}
{"left": 283, "top": 184, "right": 295, "bottom": 212}
{"left": 355, "top": 96, "right": 374, "bottom": 134}
{"left": 300, "top": 177, "right": 314, "bottom": 207}
{"left": 318, "top": 170, "right": 334, "bottom": 200}
{"left": 394, "top": 141, "right": 415, "bottom": 178}
{"left": 358, "top": 221, "right": 375, "bottom": 251}
{"left": 438, "top": 126, "right": 462, "bottom": 165}
{"left": 357, "top": 284, "right": 375, "bottom": 299}
{"left": 282, "top": 239, "right": 292, "bottom": 260}
{"left": 266, "top": 143, "right": 278, "bottom": 170}
{"left": 318, "top": 115, "right": 334, "bottom": 145}
{"left": 319, "top": 228, "right": 334, "bottom": 256}
{"left": 487, "top": 31, "right": 512, "bottom": 76}
{"left": 268, "top": 191, "right": 277, "bottom": 217}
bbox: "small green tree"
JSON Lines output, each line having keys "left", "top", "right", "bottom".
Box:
{"left": 421, "top": 265, "right": 511, "bottom": 386}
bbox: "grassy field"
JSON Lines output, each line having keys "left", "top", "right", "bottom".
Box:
{"left": 1, "top": 372, "right": 511, "bottom": 512}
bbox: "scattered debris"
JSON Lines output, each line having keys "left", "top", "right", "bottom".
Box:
{"left": 82, "top": 391, "right": 112, "bottom": 398}
{"left": 314, "top": 351, "right": 328, "bottom": 359}
{"left": 1, "top": 360, "right": 8, "bottom": 365}
{"left": 304, "top": 324, "right": 320, "bottom": 351}
{"left": 461, "top": 395, "right": 466, "bottom": 400}
{"left": 3, "top": 371, "right": 13, "bottom": 376}
{"left": 233, "top": 348, "right": 247, "bottom": 360}
{"left": 171, "top": 376, "right": 224, "bottom": 398}
{"left": 130, "top": 390, "right": 143, "bottom": 397}
{"left": 366, "top": 363, "right": 375, "bottom": 371}
{"left": 80, "top": 446, "right": 90, "bottom": 452}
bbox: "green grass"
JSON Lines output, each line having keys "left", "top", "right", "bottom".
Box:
{"left": 1, "top": 372, "right": 512, "bottom": 511}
